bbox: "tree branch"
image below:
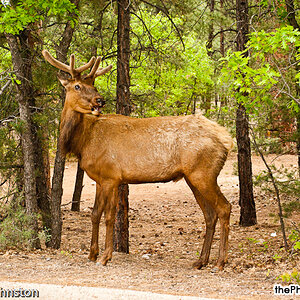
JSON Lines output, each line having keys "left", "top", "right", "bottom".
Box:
{"left": 250, "top": 126, "right": 288, "bottom": 251}
{"left": 140, "top": 0, "right": 185, "bottom": 50}
{"left": 0, "top": 80, "right": 11, "bottom": 96}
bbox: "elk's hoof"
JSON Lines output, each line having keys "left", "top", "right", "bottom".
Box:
{"left": 192, "top": 260, "right": 206, "bottom": 270}
{"left": 99, "top": 256, "right": 110, "bottom": 266}
{"left": 216, "top": 261, "right": 225, "bottom": 271}
{"left": 88, "top": 253, "right": 98, "bottom": 262}
{"left": 100, "top": 259, "right": 107, "bottom": 266}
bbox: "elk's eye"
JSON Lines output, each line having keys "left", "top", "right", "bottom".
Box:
{"left": 74, "top": 85, "right": 81, "bottom": 91}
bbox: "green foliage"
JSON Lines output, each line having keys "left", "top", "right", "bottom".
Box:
{"left": 220, "top": 25, "right": 300, "bottom": 114}
{"left": 60, "top": 250, "right": 73, "bottom": 259}
{"left": 276, "top": 230, "right": 300, "bottom": 284}
{"left": 0, "top": 0, "right": 78, "bottom": 34}
{"left": 277, "top": 270, "right": 300, "bottom": 285}
{"left": 130, "top": 10, "right": 214, "bottom": 116}
{"left": 289, "top": 229, "right": 300, "bottom": 252}
{"left": 283, "top": 201, "right": 300, "bottom": 218}
{"left": 254, "top": 164, "right": 300, "bottom": 198}
{"left": 0, "top": 199, "right": 37, "bottom": 250}
{"left": 0, "top": 55, "right": 23, "bottom": 193}
{"left": 247, "top": 237, "right": 269, "bottom": 252}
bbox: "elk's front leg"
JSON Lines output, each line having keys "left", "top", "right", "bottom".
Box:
{"left": 99, "top": 183, "right": 118, "bottom": 266}
{"left": 89, "top": 184, "right": 106, "bottom": 261}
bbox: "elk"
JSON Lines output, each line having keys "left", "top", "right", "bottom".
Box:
{"left": 42, "top": 50, "right": 233, "bottom": 270}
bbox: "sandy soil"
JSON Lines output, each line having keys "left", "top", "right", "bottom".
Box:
{"left": 0, "top": 154, "right": 299, "bottom": 299}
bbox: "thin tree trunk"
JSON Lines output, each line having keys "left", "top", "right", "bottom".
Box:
{"left": 71, "top": 162, "right": 84, "bottom": 211}
{"left": 206, "top": 0, "right": 215, "bottom": 57}
{"left": 33, "top": 129, "right": 51, "bottom": 232}
{"left": 19, "top": 102, "right": 41, "bottom": 248}
{"left": 285, "top": 0, "right": 299, "bottom": 30}
{"left": 236, "top": 104, "right": 257, "bottom": 225}
{"left": 48, "top": 1, "right": 78, "bottom": 247}
{"left": 49, "top": 140, "right": 65, "bottom": 248}
{"left": 236, "top": 0, "right": 257, "bottom": 226}
{"left": 250, "top": 128, "right": 288, "bottom": 251}
{"left": 113, "top": 0, "right": 131, "bottom": 253}
{"left": 220, "top": 0, "right": 225, "bottom": 57}
{"left": 297, "top": 114, "right": 300, "bottom": 177}
{"left": 5, "top": 32, "right": 41, "bottom": 248}
{"left": 285, "top": 0, "right": 300, "bottom": 176}
{"left": 113, "top": 184, "right": 129, "bottom": 253}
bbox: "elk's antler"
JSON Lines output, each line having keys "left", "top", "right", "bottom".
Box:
{"left": 85, "top": 57, "right": 113, "bottom": 79}
{"left": 42, "top": 50, "right": 112, "bottom": 80}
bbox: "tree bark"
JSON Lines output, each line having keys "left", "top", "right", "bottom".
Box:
{"left": 6, "top": 26, "right": 52, "bottom": 239}
{"left": 220, "top": 0, "right": 225, "bottom": 57}
{"left": 71, "top": 162, "right": 84, "bottom": 211}
{"left": 5, "top": 32, "right": 41, "bottom": 248}
{"left": 206, "top": 0, "right": 215, "bottom": 57}
{"left": 285, "top": 0, "right": 299, "bottom": 31}
{"left": 113, "top": 0, "right": 131, "bottom": 253}
{"left": 113, "top": 184, "right": 129, "bottom": 253}
{"left": 33, "top": 127, "right": 51, "bottom": 232}
{"left": 48, "top": 3, "right": 78, "bottom": 247}
{"left": 236, "top": 0, "right": 257, "bottom": 226}
{"left": 285, "top": 0, "right": 300, "bottom": 176}
{"left": 236, "top": 104, "right": 257, "bottom": 225}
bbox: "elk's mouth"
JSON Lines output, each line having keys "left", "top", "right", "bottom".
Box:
{"left": 91, "top": 105, "right": 101, "bottom": 115}
{"left": 91, "top": 98, "right": 105, "bottom": 115}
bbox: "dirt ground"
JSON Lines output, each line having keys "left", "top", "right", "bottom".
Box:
{"left": 0, "top": 154, "right": 299, "bottom": 299}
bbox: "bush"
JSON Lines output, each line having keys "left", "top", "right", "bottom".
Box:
{"left": 0, "top": 200, "right": 37, "bottom": 250}
{"left": 254, "top": 164, "right": 300, "bottom": 198}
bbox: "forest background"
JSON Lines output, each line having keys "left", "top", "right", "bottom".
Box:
{"left": 0, "top": 0, "right": 299, "bottom": 283}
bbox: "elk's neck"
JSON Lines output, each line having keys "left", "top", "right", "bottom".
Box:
{"left": 59, "top": 109, "right": 91, "bottom": 157}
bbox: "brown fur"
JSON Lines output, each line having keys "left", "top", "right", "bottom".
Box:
{"left": 43, "top": 51, "right": 233, "bottom": 270}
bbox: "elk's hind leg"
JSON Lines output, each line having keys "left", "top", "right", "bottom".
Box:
{"left": 89, "top": 184, "right": 107, "bottom": 261}
{"left": 215, "top": 187, "right": 231, "bottom": 269}
{"left": 186, "top": 175, "right": 231, "bottom": 270}
{"left": 185, "top": 178, "right": 218, "bottom": 269}
{"left": 99, "top": 183, "right": 119, "bottom": 266}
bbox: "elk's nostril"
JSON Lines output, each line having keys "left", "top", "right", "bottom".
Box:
{"left": 96, "top": 98, "right": 105, "bottom": 107}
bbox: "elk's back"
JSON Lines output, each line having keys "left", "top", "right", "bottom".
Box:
{"left": 80, "top": 114, "right": 233, "bottom": 184}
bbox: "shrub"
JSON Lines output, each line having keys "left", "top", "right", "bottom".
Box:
{"left": 0, "top": 200, "right": 37, "bottom": 250}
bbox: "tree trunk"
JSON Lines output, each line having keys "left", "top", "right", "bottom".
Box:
{"left": 236, "top": 104, "right": 257, "bottom": 225}
{"left": 5, "top": 32, "right": 41, "bottom": 248}
{"left": 49, "top": 140, "right": 65, "bottom": 248}
{"left": 206, "top": 0, "right": 215, "bottom": 57}
{"left": 113, "top": 184, "right": 129, "bottom": 253}
{"left": 285, "top": 0, "right": 299, "bottom": 30}
{"left": 19, "top": 102, "right": 41, "bottom": 248}
{"left": 71, "top": 162, "right": 84, "bottom": 211}
{"left": 33, "top": 128, "right": 51, "bottom": 232}
{"left": 220, "top": 0, "right": 225, "bottom": 57}
{"left": 236, "top": 0, "right": 257, "bottom": 226}
{"left": 285, "top": 0, "right": 300, "bottom": 176}
{"left": 48, "top": 6, "right": 78, "bottom": 247}
{"left": 297, "top": 114, "right": 300, "bottom": 177}
{"left": 113, "top": 0, "right": 131, "bottom": 253}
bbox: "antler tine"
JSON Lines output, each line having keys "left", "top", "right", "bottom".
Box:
{"left": 94, "top": 65, "right": 113, "bottom": 78}
{"left": 43, "top": 50, "right": 98, "bottom": 79}
{"left": 76, "top": 56, "right": 96, "bottom": 74}
{"left": 69, "top": 54, "right": 76, "bottom": 78}
{"left": 86, "top": 57, "right": 102, "bottom": 79}
{"left": 42, "top": 50, "right": 72, "bottom": 74}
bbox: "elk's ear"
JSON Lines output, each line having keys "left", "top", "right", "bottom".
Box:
{"left": 57, "top": 75, "right": 70, "bottom": 87}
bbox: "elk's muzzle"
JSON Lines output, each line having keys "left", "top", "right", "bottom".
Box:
{"left": 91, "top": 97, "right": 106, "bottom": 115}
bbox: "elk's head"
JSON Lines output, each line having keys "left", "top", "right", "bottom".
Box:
{"left": 42, "top": 50, "right": 112, "bottom": 116}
